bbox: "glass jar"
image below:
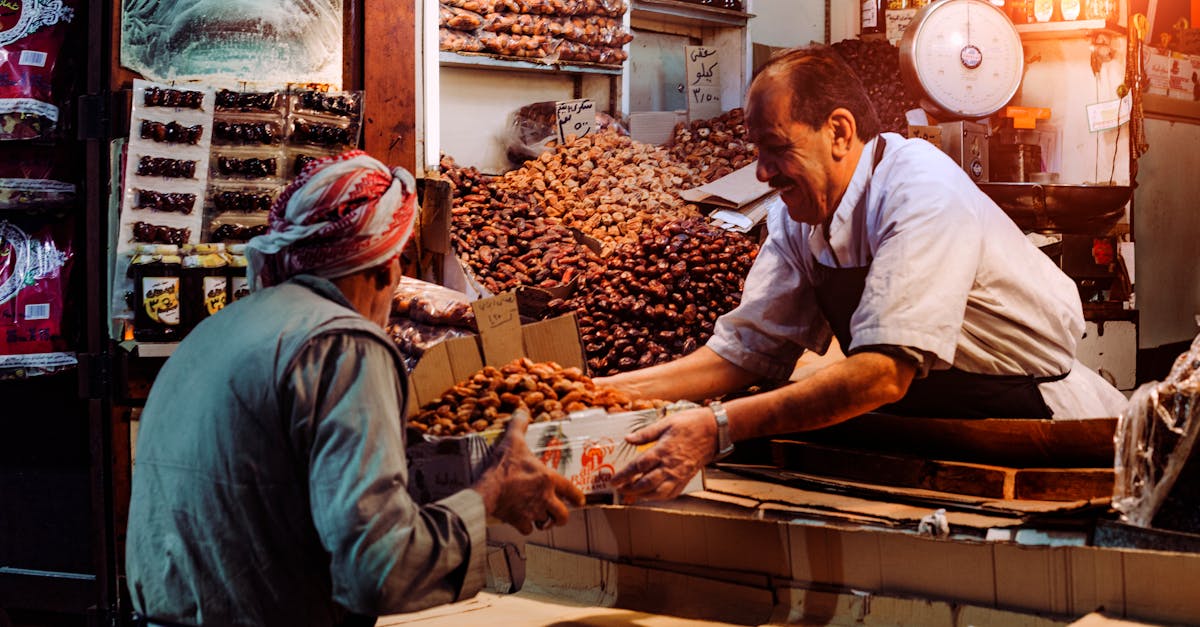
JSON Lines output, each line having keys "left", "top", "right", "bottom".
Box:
{"left": 130, "top": 245, "right": 183, "bottom": 342}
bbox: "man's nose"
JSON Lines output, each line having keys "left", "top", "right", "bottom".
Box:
{"left": 756, "top": 158, "right": 774, "bottom": 183}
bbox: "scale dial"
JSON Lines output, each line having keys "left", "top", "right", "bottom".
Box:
{"left": 899, "top": 0, "right": 1024, "bottom": 119}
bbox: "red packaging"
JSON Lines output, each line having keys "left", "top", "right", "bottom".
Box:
{"left": 0, "top": 217, "right": 74, "bottom": 355}
{"left": 0, "top": 0, "right": 77, "bottom": 140}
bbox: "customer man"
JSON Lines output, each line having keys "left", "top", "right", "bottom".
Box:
{"left": 126, "top": 150, "right": 584, "bottom": 625}
{"left": 603, "top": 46, "right": 1126, "bottom": 502}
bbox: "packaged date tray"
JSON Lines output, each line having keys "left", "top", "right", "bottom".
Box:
{"left": 406, "top": 402, "right": 703, "bottom": 504}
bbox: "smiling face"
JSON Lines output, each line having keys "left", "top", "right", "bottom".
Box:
{"left": 747, "top": 76, "right": 839, "bottom": 226}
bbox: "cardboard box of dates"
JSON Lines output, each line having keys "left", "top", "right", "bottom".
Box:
{"left": 403, "top": 291, "right": 704, "bottom": 503}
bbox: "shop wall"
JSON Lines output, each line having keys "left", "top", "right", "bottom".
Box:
{"left": 1015, "top": 38, "right": 1130, "bottom": 186}
{"left": 1133, "top": 119, "right": 1200, "bottom": 349}
{"left": 748, "top": 0, "right": 824, "bottom": 47}
{"left": 439, "top": 68, "right": 613, "bottom": 174}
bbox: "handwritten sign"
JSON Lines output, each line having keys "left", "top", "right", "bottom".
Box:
{"left": 886, "top": 8, "right": 918, "bottom": 44}
{"left": 471, "top": 291, "right": 524, "bottom": 366}
{"left": 555, "top": 99, "right": 595, "bottom": 143}
{"left": 685, "top": 45, "right": 722, "bottom": 121}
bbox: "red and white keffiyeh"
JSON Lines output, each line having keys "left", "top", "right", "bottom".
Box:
{"left": 246, "top": 150, "right": 417, "bottom": 290}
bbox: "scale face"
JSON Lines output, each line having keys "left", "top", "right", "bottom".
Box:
{"left": 899, "top": 0, "right": 1024, "bottom": 119}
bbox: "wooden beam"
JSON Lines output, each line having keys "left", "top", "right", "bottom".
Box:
{"left": 362, "top": 0, "right": 417, "bottom": 171}
{"left": 770, "top": 440, "right": 1115, "bottom": 502}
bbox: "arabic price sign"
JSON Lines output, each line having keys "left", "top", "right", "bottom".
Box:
{"left": 685, "top": 45, "right": 722, "bottom": 121}
{"left": 555, "top": 98, "right": 595, "bottom": 143}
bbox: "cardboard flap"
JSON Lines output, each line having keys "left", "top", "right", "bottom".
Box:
{"left": 679, "top": 162, "right": 772, "bottom": 208}
{"left": 472, "top": 291, "right": 524, "bottom": 367}
{"left": 523, "top": 313, "right": 585, "bottom": 370}
{"left": 409, "top": 341, "right": 455, "bottom": 412}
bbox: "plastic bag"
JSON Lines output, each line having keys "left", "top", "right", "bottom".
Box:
{"left": 391, "top": 276, "right": 476, "bottom": 330}
{"left": 506, "top": 101, "right": 627, "bottom": 164}
{"left": 1113, "top": 334, "right": 1200, "bottom": 528}
{"left": 440, "top": 3, "right": 485, "bottom": 31}
{"left": 0, "top": 216, "right": 74, "bottom": 357}
{"left": 0, "top": 0, "right": 76, "bottom": 140}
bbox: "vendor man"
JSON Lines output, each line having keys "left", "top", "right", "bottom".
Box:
{"left": 126, "top": 151, "right": 584, "bottom": 625}
{"left": 603, "top": 46, "right": 1126, "bottom": 503}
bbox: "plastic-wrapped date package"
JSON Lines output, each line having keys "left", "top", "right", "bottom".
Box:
{"left": 0, "top": 216, "right": 74, "bottom": 357}
{"left": 554, "top": 39, "right": 626, "bottom": 65}
{"left": 478, "top": 31, "right": 559, "bottom": 60}
{"left": 440, "top": 28, "right": 487, "bottom": 53}
{"left": 1114, "top": 336, "right": 1200, "bottom": 532}
{"left": 0, "top": 0, "right": 76, "bottom": 140}
{"left": 391, "top": 276, "right": 477, "bottom": 330}
{"left": 440, "top": 3, "right": 485, "bottom": 31}
{"left": 483, "top": 13, "right": 632, "bottom": 47}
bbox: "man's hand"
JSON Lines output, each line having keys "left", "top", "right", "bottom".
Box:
{"left": 473, "top": 411, "right": 585, "bottom": 535}
{"left": 610, "top": 406, "right": 717, "bottom": 503}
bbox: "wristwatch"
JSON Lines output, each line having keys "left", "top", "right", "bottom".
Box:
{"left": 708, "top": 401, "right": 735, "bottom": 461}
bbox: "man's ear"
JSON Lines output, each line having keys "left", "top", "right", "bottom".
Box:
{"left": 827, "top": 108, "right": 858, "bottom": 160}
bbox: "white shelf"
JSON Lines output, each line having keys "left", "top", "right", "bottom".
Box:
{"left": 1015, "top": 19, "right": 1125, "bottom": 40}
{"left": 439, "top": 51, "right": 623, "bottom": 76}
{"left": 631, "top": 0, "right": 753, "bottom": 27}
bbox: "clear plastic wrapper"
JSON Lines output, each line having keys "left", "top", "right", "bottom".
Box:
{"left": 287, "top": 147, "right": 338, "bottom": 178}
{"left": 207, "top": 212, "right": 268, "bottom": 242}
{"left": 391, "top": 276, "right": 477, "bottom": 330}
{"left": 132, "top": 221, "right": 191, "bottom": 247}
{"left": 440, "top": 3, "right": 485, "bottom": 31}
{"left": 386, "top": 319, "right": 475, "bottom": 372}
{"left": 1114, "top": 335, "right": 1200, "bottom": 529}
{"left": 290, "top": 90, "right": 361, "bottom": 119}
{"left": 142, "top": 86, "right": 206, "bottom": 110}
{"left": 136, "top": 155, "right": 198, "bottom": 179}
{"left": 0, "top": 216, "right": 74, "bottom": 357}
{"left": 440, "top": 28, "right": 487, "bottom": 53}
{"left": 0, "top": 0, "right": 77, "bottom": 140}
{"left": 215, "top": 89, "right": 285, "bottom": 114}
{"left": 483, "top": 13, "right": 632, "bottom": 46}
{"left": 206, "top": 183, "right": 280, "bottom": 214}
{"left": 0, "top": 145, "right": 76, "bottom": 209}
{"left": 134, "top": 189, "right": 198, "bottom": 215}
{"left": 139, "top": 119, "right": 205, "bottom": 145}
{"left": 210, "top": 148, "right": 285, "bottom": 182}
{"left": 288, "top": 117, "right": 360, "bottom": 150}
{"left": 554, "top": 38, "right": 627, "bottom": 65}
{"left": 212, "top": 117, "right": 285, "bottom": 146}
{"left": 506, "top": 101, "right": 625, "bottom": 163}
{"left": 477, "top": 30, "right": 560, "bottom": 60}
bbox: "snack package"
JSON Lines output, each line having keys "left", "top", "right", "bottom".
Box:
{"left": 206, "top": 212, "right": 268, "bottom": 243}
{"left": 1114, "top": 335, "right": 1200, "bottom": 532}
{"left": 0, "top": 0, "right": 77, "bottom": 140}
{"left": 391, "top": 276, "right": 477, "bottom": 330}
{"left": 0, "top": 144, "right": 76, "bottom": 210}
{"left": 440, "top": 3, "right": 485, "bottom": 31}
{"left": 0, "top": 217, "right": 74, "bottom": 356}
{"left": 440, "top": 28, "right": 487, "bottom": 53}
{"left": 386, "top": 318, "right": 475, "bottom": 371}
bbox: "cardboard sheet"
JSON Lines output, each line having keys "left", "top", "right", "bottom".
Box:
{"left": 678, "top": 161, "right": 772, "bottom": 208}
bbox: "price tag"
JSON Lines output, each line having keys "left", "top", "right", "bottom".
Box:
{"left": 471, "top": 291, "right": 524, "bottom": 367}
{"left": 555, "top": 99, "right": 595, "bottom": 143}
{"left": 1086, "top": 95, "right": 1131, "bottom": 132}
{"left": 685, "top": 45, "right": 722, "bottom": 121}
{"left": 886, "top": 8, "right": 918, "bottom": 44}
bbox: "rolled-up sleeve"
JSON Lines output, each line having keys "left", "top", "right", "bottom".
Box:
{"left": 707, "top": 206, "right": 833, "bottom": 380}
{"left": 286, "top": 333, "right": 487, "bottom": 616}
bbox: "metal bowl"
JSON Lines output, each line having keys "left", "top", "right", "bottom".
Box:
{"left": 978, "top": 182, "right": 1132, "bottom": 234}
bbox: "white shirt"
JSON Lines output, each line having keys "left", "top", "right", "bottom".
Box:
{"left": 708, "top": 133, "right": 1126, "bottom": 418}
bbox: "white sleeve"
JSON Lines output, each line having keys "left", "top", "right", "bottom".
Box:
{"left": 706, "top": 208, "right": 833, "bottom": 380}
{"left": 849, "top": 163, "right": 983, "bottom": 368}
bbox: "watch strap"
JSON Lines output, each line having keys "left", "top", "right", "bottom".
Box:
{"left": 708, "top": 400, "right": 735, "bottom": 461}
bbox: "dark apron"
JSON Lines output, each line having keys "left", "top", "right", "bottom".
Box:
{"left": 809, "top": 137, "right": 1063, "bottom": 419}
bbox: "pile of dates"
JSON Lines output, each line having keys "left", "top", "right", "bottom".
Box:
{"left": 830, "top": 38, "right": 919, "bottom": 136}
{"left": 666, "top": 108, "right": 757, "bottom": 184}
{"left": 490, "top": 128, "right": 704, "bottom": 255}
{"left": 447, "top": 159, "right": 602, "bottom": 294}
{"left": 547, "top": 217, "right": 758, "bottom": 376}
{"left": 409, "top": 357, "right": 663, "bottom": 436}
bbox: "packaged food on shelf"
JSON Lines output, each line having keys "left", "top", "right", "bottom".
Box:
{"left": 210, "top": 149, "right": 284, "bottom": 181}
{"left": 181, "top": 244, "right": 229, "bottom": 333}
{"left": 482, "top": 13, "right": 633, "bottom": 47}
{"left": 134, "top": 189, "right": 198, "bottom": 215}
{"left": 290, "top": 90, "right": 362, "bottom": 119}
{"left": 212, "top": 118, "right": 285, "bottom": 146}
{"left": 440, "top": 3, "right": 485, "bottom": 31}
{"left": 137, "top": 155, "right": 199, "bottom": 179}
{"left": 207, "top": 184, "right": 280, "bottom": 214}
{"left": 392, "top": 276, "right": 477, "bottom": 330}
{"left": 0, "top": 217, "right": 74, "bottom": 357}
{"left": 139, "top": 120, "right": 205, "bottom": 145}
{"left": 288, "top": 117, "right": 359, "bottom": 150}
{"left": 227, "top": 244, "right": 250, "bottom": 303}
{"left": 0, "top": 145, "right": 76, "bottom": 210}
{"left": 553, "top": 38, "right": 627, "bottom": 65}
{"left": 132, "top": 221, "right": 191, "bottom": 247}
{"left": 142, "top": 86, "right": 206, "bottom": 110}
{"left": 439, "top": 28, "right": 487, "bottom": 53}
{"left": 287, "top": 148, "right": 339, "bottom": 177}
{"left": 0, "top": 0, "right": 77, "bottom": 140}
{"left": 207, "top": 212, "right": 268, "bottom": 243}
{"left": 215, "top": 89, "right": 285, "bottom": 114}
{"left": 477, "top": 30, "right": 559, "bottom": 60}
{"left": 129, "top": 244, "right": 183, "bottom": 342}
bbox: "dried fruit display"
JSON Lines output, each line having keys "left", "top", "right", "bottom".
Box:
{"left": 137, "top": 156, "right": 197, "bottom": 179}
{"left": 215, "top": 156, "right": 277, "bottom": 179}
{"left": 140, "top": 120, "right": 204, "bottom": 145}
{"left": 214, "top": 120, "right": 282, "bottom": 146}
{"left": 136, "top": 189, "right": 195, "bottom": 214}
{"left": 132, "top": 221, "right": 190, "bottom": 247}
{"left": 211, "top": 223, "right": 268, "bottom": 242}
{"left": 143, "top": 86, "right": 204, "bottom": 109}
{"left": 829, "top": 38, "right": 919, "bottom": 136}
{"left": 294, "top": 91, "right": 360, "bottom": 117}
{"left": 547, "top": 217, "right": 757, "bottom": 375}
{"left": 213, "top": 190, "right": 274, "bottom": 213}
{"left": 665, "top": 108, "right": 756, "bottom": 184}
{"left": 440, "top": 3, "right": 485, "bottom": 30}
{"left": 409, "top": 357, "right": 663, "bottom": 436}
{"left": 215, "top": 90, "right": 280, "bottom": 113}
